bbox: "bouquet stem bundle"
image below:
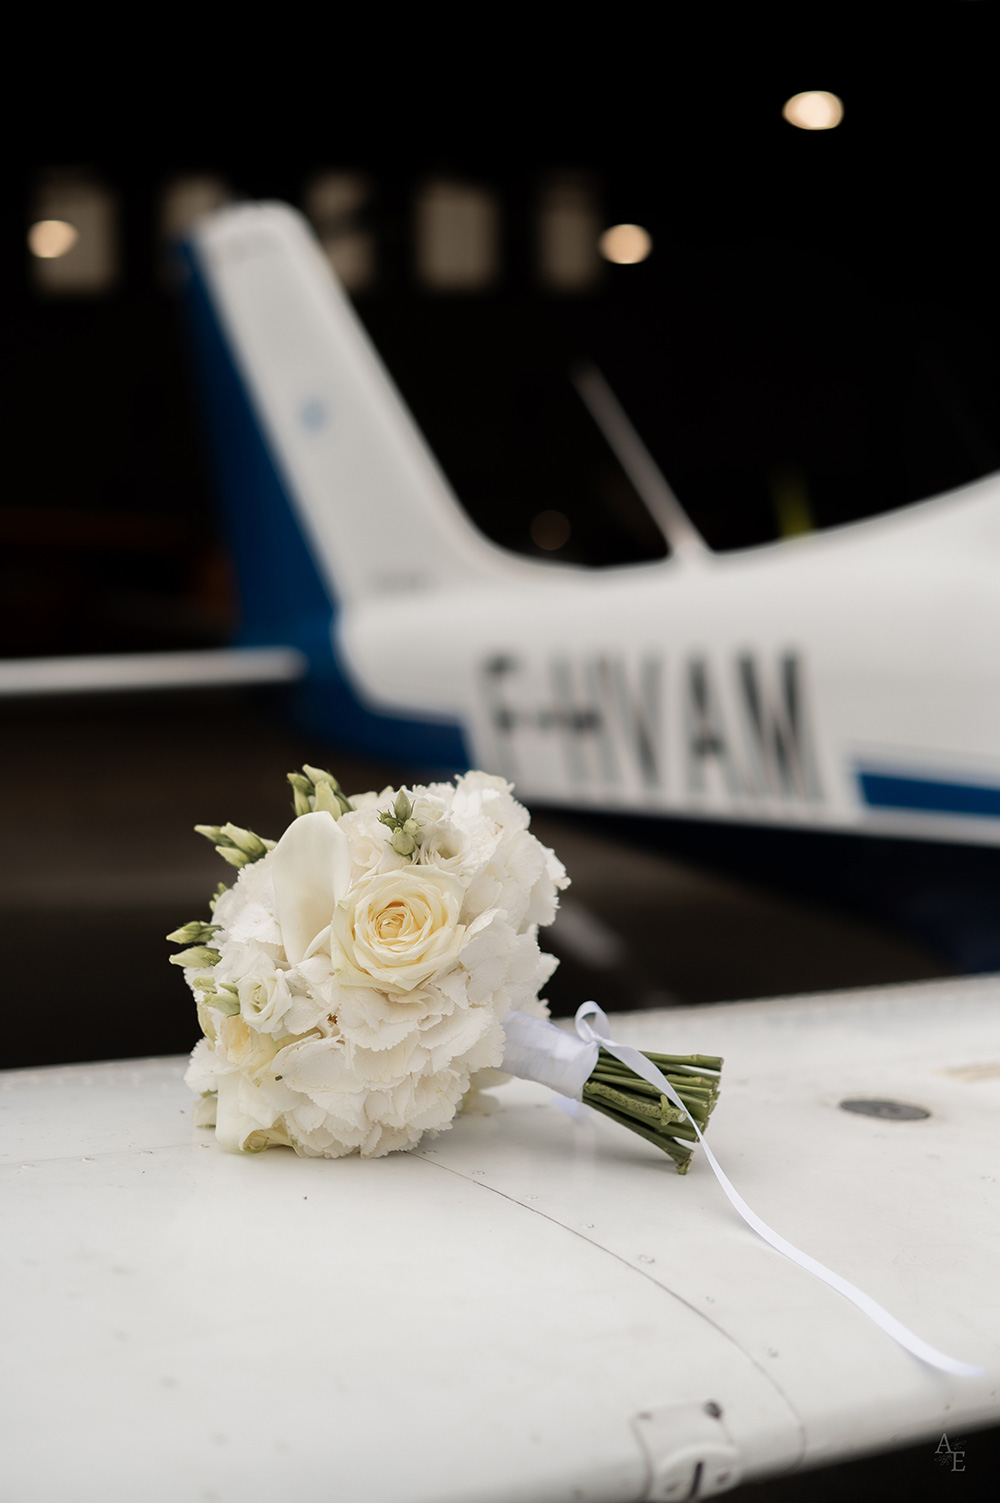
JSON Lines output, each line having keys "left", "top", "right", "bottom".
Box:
{"left": 582, "top": 1048, "right": 723, "bottom": 1173}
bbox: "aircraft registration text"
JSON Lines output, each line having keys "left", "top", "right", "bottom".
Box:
{"left": 474, "top": 650, "right": 823, "bottom": 815}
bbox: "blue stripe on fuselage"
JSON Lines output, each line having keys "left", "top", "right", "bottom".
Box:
{"left": 857, "top": 768, "right": 1000, "bottom": 819}
{"left": 175, "top": 240, "right": 469, "bottom": 769}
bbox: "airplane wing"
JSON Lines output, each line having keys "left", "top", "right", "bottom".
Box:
{"left": 3, "top": 976, "right": 996, "bottom": 1501}
{"left": 0, "top": 646, "right": 306, "bottom": 697}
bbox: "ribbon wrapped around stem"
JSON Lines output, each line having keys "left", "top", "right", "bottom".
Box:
{"left": 501, "top": 1002, "right": 983, "bottom": 1379}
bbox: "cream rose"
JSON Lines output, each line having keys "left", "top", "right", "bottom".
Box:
{"left": 331, "top": 867, "right": 466, "bottom": 992}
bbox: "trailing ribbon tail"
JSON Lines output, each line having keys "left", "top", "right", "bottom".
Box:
{"left": 574, "top": 1002, "right": 983, "bottom": 1379}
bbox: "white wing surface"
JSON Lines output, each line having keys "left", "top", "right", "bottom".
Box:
{"left": 2, "top": 978, "right": 997, "bottom": 1501}
{"left": 0, "top": 647, "right": 306, "bottom": 697}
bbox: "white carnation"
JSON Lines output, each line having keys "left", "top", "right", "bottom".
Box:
{"left": 337, "top": 795, "right": 409, "bottom": 884}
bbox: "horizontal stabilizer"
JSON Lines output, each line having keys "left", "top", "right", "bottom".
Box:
{"left": 0, "top": 647, "right": 306, "bottom": 698}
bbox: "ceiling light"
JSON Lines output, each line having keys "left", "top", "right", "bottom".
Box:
{"left": 598, "top": 224, "right": 652, "bottom": 265}
{"left": 28, "top": 219, "right": 80, "bottom": 259}
{"left": 782, "top": 91, "right": 844, "bottom": 131}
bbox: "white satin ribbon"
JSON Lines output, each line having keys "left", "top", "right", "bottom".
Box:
{"left": 501, "top": 1009, "right": 599, "bottom": 1100}
{"left": 518, "top": 1002, "right": 983, "bottom": 1378}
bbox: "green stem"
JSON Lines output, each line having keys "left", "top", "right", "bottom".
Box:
{"left": 641, "top": 1051, "right": 723, "bottom": 1072}
{"left": 585, "top": 1080, "right": 688, "bottom": 1129}
{"left": 582, "top": 1046, "right": 724, "bottom": 1175}
{"left": 584, "top": 1096, "right": 693, "bottom": 1173}
{"left": 596, "top": 1050, "right": 721, "bottom": 1080}
{"left": 589, "top": 1069, "right": 717, "bottom": 1102}
{"left": 588, "top": 1071, "right": 717, "bottom": 1125}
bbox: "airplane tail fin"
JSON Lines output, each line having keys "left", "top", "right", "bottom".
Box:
{"left": 179, "top": 201, "right": 511, "bottom": 615}
{"left": 175, "top": 201, "right": 504, "bottom": 764}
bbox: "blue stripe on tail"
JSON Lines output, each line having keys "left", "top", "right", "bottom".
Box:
{"left": 175, "top": 240, "right": 469, "bottom": 770}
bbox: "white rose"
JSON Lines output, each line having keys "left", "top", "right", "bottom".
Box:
{"left": 331, "top": 867, "right": 466, "bottom": 992}
{"left": 218, "top": 1012, "right": 281, "bottom": 1079}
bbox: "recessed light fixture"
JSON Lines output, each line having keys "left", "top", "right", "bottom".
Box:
{"left": 598, "top": 223, "right": 652, "bottom": 265}
{"left": 28, "top": 219, "right": 79, "bottom": 259}
{"left": 782, "top": 91, "right": 844, "bottom": 131}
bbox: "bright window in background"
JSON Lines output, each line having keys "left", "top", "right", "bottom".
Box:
{"left": 782, "top": 91, "right": 844, "bottom": 130}
{"left": 537, "top": 173, "right": 602, "bottom": 291}
{"left": 29, "top": 174, "right": 118, "bottom": 295}
{"left": 160, "top": 176, "right": 231, "bottom": 241}
{"left": 159, "top": 176, "right": 231, "bottom": 283}
{"left": 304, "top": 173, "right": 375, "bottom": 293}
{"left": 415, "top": 179, "right": 499, "bottom": 291}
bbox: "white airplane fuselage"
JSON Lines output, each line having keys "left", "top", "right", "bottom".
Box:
{"left": 344, "top": 477, "right": 1000, "bottom": 846}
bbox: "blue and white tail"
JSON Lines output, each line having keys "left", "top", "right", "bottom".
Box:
{"left": 178, "top": 201, "right": 518, "bottom": 763}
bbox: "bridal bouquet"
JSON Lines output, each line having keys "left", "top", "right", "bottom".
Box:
{"left": 167, "top": 766, "right": 984, "bottom": 1380}
{"left": 170, "top": 765, "right": 721, "bottom": 1168}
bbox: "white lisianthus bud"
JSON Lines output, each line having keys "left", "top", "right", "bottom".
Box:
{"left": 312, "top": 781, "right": 343, "bottom": 817}
{"left": 217, "top": 847, "right": 253, "bottom": 869}
{"left": 331, "top": 867, "right": 466, "bottom": 992}
{"left": 170, "top": 944, "right": 222, "bottom": 968}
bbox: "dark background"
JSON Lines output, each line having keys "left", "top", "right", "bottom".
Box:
{"left": 4, "top": 11, "right": 1000, "bottom": 1496}
{"left": 4, "top": 4, "right": 1000, "bottom": 1069}
{"left": 6, "top": 4, "right": 1000, "bottom": 662}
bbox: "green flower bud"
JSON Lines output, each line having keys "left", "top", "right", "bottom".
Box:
{"left": 194, "top": 823, "right": 228, "bottom": 845}
{"left": 195, "top": 823, "right": 273, "bottom": 864}
{"left": 220, "top": 823, "right": 266, "bottom": 858}
{"left": 208, "top": 990, "right": 240, "bottom": 1016}
{"left": 302, "top": 763, "right": 340, "bottom": 789}
{"left": 393, "top": 790, "right": 412, "bottom": 823}
{"left": 169, "top": 945, "right": 222, "bottom": 968}
{"left": 313, "top": 781, "right": 343, "bottom": 817}
{"left": 217, "top": 846, "right": 252, "bottom": 869}
{"left": 166, "top": 920, "right": 220, "bottom": 945}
